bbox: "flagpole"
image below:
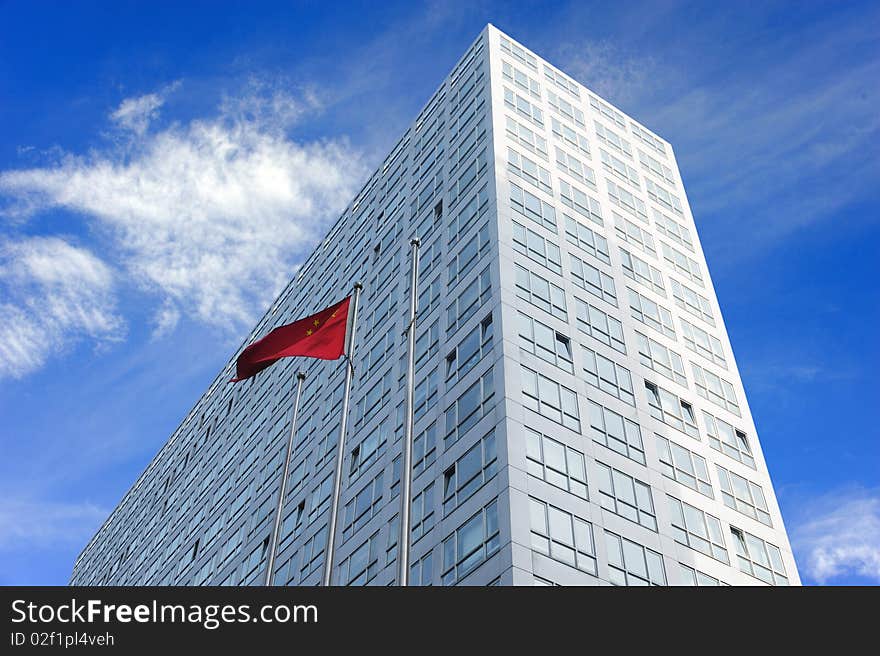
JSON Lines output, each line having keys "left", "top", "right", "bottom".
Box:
{"left": 264, "top": 370, "right": 307, "bottom": 586}
{"left": 398, "top": 238, "right": 420, "bottom": 586}
{"left": 322, "top": 282, "right": 363, "bottom": 586}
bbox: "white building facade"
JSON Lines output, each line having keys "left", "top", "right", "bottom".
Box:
{"left": 71, "top": 24, "right": 800, "bottom": 587}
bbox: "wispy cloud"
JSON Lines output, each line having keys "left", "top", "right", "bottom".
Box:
{"left": 0, "top": 498, "right": 108, "bottom": 550}
{"left": 789, "top": 486, "right": 880, "bottom": 585}
{"left": 0, "top": 237, "right": 124, "bottom": 378}
{"left": 0, "top": 79, "right": 368, "bottom": 369}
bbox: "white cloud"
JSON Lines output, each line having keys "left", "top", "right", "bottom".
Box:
{"left": 0, "top": 237, "right": 124, "bottom": 379}
{"left": 0, "top": 498, "right": 108, "bottom": 550}
{"left": 109, "top": 80, "right": 181, "bottom": 136}
{"left": 0, "top": 82, "right": 367, "bottom": 352}
{"left": 789, "top": 487, "right": 880, "bottom": 584}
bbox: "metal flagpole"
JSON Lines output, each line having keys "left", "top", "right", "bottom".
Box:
{"left": 265, "top": 370, "right": 307, "bottom": 586}
{"left": 322, "top": 282, "right": 363, "bottom": 586}
{"left": 397, "top": 238, "right": 421, "bottom": 586}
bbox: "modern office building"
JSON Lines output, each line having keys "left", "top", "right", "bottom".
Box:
{"left": 70, "top": 24, "right": 800, "bottom": 586}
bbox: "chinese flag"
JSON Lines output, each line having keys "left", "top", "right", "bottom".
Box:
{"left": 231, "top": 296, "right": 351, "bottom": 382}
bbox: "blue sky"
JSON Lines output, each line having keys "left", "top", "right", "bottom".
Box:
{"left": 0, "top": 0, "right": 877, "bottom": 585}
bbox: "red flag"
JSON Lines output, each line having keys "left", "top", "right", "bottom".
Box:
{"left": 231, "top": 296, "right": 351, "bottom": 382}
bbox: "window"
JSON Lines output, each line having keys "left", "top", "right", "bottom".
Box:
{"left": 411, "top": 483, "right": 435, "bottom": 542}
{"left": 589, "top": 95, "right": 625, "bottom": 128}
{"left": 529, "top": 498, "right": 597, "bottom": 574}
{"left": 587, "top": 400, "right": 645, "bottom": 464}
{"left": 677, "top": 563, "right": 724, "bottom": 586}
{"left": 508, "top": 147, "right": 552, "bottom": 193}
{"left": 515, "top": 264, "right": 567, "bottom": 320}
{"left": 512, "top": 221, "right": 562, "bottom": 275}
{"left": 594, "top": 121, "right": 632, "bottom": 158}
{"left": 410, "top": 551, "right": 433, "bottom": 586}
{"left": 574, "top": 298, "right": 626, "bottom": 354}
{"left": 413, "top": 367, "right": 438, "bottom": 421}
{"left": 448, "top": 223, "right": 490, "bottom": 286}
{"left": 525, "top": 427, "right": 589, "bottom": 499}
{"left": 342, "top": 470, "right": 384, "bottom": 542}
{"left": 667, "top": 495, "right": 729, "bottom": 563}
{"left": 447, "top": 265, "right": 491, "bottom": 334}
{"left": 506, "top": 115, "right": 548, "bottom": 158}
{"left": 656, "top": 435, "right": 713, "bottom": 497}
{"left": 349, "top": 416, "right": 391, "bottom": 479}
{"left": 445, "top": 314, "right": 493, "bottom": 382}
{"left": 605, "top": 532, "right": 666, "bottom": 586}
{"left": 547, "top": 89, "right": 585, "bottom": 127}
{"left": 639, "top": 149, "right": 675, "bottom": 185}
{"left": 661, "top": 241, "right": 703, "bottom": 287}
{"left": 521, "top": 366, "right": 580, "bottom": 432}
{"left": 600, "top": 149, "right": 640, "bottom": 187}
{"left": 646, "top": 178, "right": 683, "bottom": 215}
{"left": 544, "top": 65, "right": 580, "bottom": 97}
{"left": 636, "top": 331, "right": 687, "bottom": 387}
{"left": 441, "top": 499, "right": 500, "bottom": 585}
{"left": 582, "top": 345, "right": 635, "bottom": 405}
{"left": 596, "top": 462, "right": 657, "bottom": 530}
{"left": 716, "top": 465, "right": 772, "bottom": 526}
{"left": 653, "top": 208, "right": 693, "bottom": 252}
{"left": 555, "top": 147, "right": 596, "bottom": 189}
{"left": 503, "top": 87, "right": 543, "bottom": 126}
{"left": 448, "top": 183, "right": 489, "bottom": 245}
{"left": 703, "top": 410, "right": 754, "bottom": 468}
{"left": 628, "top": 288, "right": 675, "bottom": 338}
{"left": 442, "top": 430, "right": 497, "bottom": 513}
{"left": 614, "top": 213, "right": 656, "bottom": 256}
{"left": 559, "top": 180, "right": 603, "bottom": 226}
{"left": 564, "top": 215, "right": 609, "bottom": 263}
{"left": 500, "top": 35, "right": 537, "bottom": 70}
{"left": 570, "top": 254, "right": 617, "bottom": 306}
{"left": 620, "top": 246, "right": 665, "bottom": 294}
{"left": 551, "top": 117, "right": 591, "bottom": 156}
{"left": 340, "top": 532, "right": 380, "bottom": 586}
{"left": 692, "top": 362, "right": 740, "bottom": 416}
{"left": 444, "top": 367, "right": 495, "bottom": 446}
{"left": 451, "top": 148, "right": 487, "bottom": 206}
{"left": 681, "top": 317, "right": 726, "bottom": 368}
{"left": 671, "top": 279, "right": 714, "bottom": 326}
{"left": 501, "top": 59, "right": 541, "bottom": 97}
{"left": 630, "top": 122, "right": 666, "bottom": 156}
{"left": 645, "top": 381, "right": 699, "bottom": 437}
{"left": 730, "top": 527, "right": 788, "bottom": 585}
{"left": 307, "top": 473, "right": 334, "bottom": 524}
{"left": 518, "top": 313, "right": 573, "bottom": 373}
{"left": 510, "top": 181, "right": 556, "bottom": 231}
{"left": 413, "top": 422, "right": 437, "bottom": 476}
{"left": 607, "top": 179, "right": 648, "bottom": 222}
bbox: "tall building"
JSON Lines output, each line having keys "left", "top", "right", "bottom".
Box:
{"left": 70, "top": 24, "right": 799, "bottom": 587}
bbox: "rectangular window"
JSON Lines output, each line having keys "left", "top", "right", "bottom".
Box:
{"left": 677, "top": 563, "right": 723, "bottom": 586}
{"left": 672, "top": 278, "right": 714, "bottom": 326}
{"left": 582, "top": 345, "right": 635, "bottom": 405}
{"left": 349, "top": 416, "right": 392, "bottom": 479}
{"left": 564, "top": 215, "right": 609, "bottom": 263}
{"left": 587, "top": 399, "right": 645, "bottom": 465}
{"left": 656, "top": 434, "right": 713, "bottom": 497}
{"left": 600, "top": 148, "right": 641, "bottom": 187}
{"left": 607, "top": 179, "right": 648, "bottom": 222}
{"left": 589, "top": 96, "right": 626, "bottom": 128}
{"left": 547, "top": 89, "right": 585, "bottom": 127}
{"left": 667, "top": 495, "right": 729, "bottom": 563}
{"left": 551, "top": 117, "right": 591, "bottom": 156}
{"left": 574, "top": 297, "right": 626, "bottom": 354}
{"left": 529, "top": 497, "right": 597, "bottom": 574}
{"left": 605, "top": 532, "right": 666, "bottom": 586}
{"left": 555, "top": 147, "right": 597, "bottom": 189}
{"left": 411, "top": 483, "right": 435, "bottom": 542}
{"left": 521, "top": 366, "right": 581, "bottom": 432}
{"left": 501, "top": 59, "right": 541, "bottom": 97}
{"left": 703, "top": 410, "right": 754, "bottom": 468}
{"left": 442, "top": 430, "right": 497, "bottom": 514}
{"left": 614, "top": 212, "right": 656, "bottom": 257}
{"left": 448, "top": 183, "right": 489, "bottom": 245}
{"left": 646, "top": 178, "right": 683, "bottom": 214}
{"left": 515, "top": 264, "right": 567, "bottom": 320}
{"left": 630, "top": 122, "right": 666, "bottom": 157}
{"left": 570, "top": 253, "right": 617, "bottom": 306}
{"left": 544, "top": 65, "right": 580, "bottom": 97}
{"left": 415, "top": 319, "right": 440, "bottom": 370}
{"left": 620, "top": 246, "right": 665, "bottom": 294}
{"left": 661, "top": 241, "right": 703, "bottom": 287}
{"left": 636, "top": 331, "right": 687, "bottom": 387}
{"left": 448, "top": 223, "right": 490, "bottom": 286}
{"left": 524, "top": 427, "right": 588, "bottom": 498}
{"left": 716, "top": 464, "right": 772, "bottom": 526}
{"left": 413, "top": 422, "right": 437, "bottom": 476}
{"left": 681, "top": 317, "right": 726, "bottom": 368}
{"left": 639, "top": 149, "right": 676, "bottom": 185}
{"left": 342, "top": 470, "right": 384, "bottom": 542}
{"left": 512, "top": 221, "right": 562, "bottom": 275}
{"left": 594, "top": 121, "right": 632, "bottom": 158}
{"left": 441, "top": 499, "right": 500, "bottom": 585}
{"left": 503, "top": 87, "right": 543, "bottom": 126}
{"left": 444, "top": 367, "right": 496, "bottom": 446}
{"left": 628, "top": 288, "right": 675, "bottom": 338}
{"left": 653, "top": 208, "right": 693, "bottom": 252}
{"left": 645, "top": 380, "right": 699, "bottom": 438}
{"left": 596, "top": 462, "right": 657, "bottom": 530}
{"left": 559, "top": 180, "right": 603, "bottom": 226}
{"left": 500, "top": 36, "right": 537, "bottom": 70}
{"left": 447, "top": 265, "right": 491, "bottom": 335}
{"left": 510, "top": 181, "right": 557, "bottom": 231}
{"left": 445, "top": 314, "right": 493, "bottom": 382}
{"left": 730, "top": 527, "right": 788, "bottom": 586}
{"left": 692, "top": 362, "right": 740, "bottom": 416}
{"left": 410, "top": 551, "right": 433, "bottom": 586}
{"left": 508, "top": 147, "right": 552, "bottom": 193}
{"left": 340, "top": 531, "right": 380, "bottom": 586}
{"left": 519, "top": 312, "right": 574, "bottom": 373}
{"left": 413, "top": 367, "right": 438, "bottom": 421}
{"left": 506, "top": 115, "right": 548, "bottom": 159}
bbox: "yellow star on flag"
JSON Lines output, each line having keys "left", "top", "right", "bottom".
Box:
{"left": 306, "top": 329, "right": 313, "bottom": 336}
